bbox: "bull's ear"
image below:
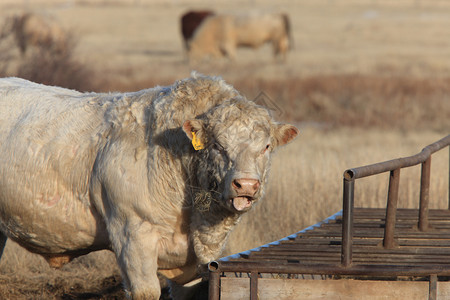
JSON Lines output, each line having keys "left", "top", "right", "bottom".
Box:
{"left": 183, "top": 120, "right": 206, "bottom": 150}
{"left": 182, "top": 120, "right": 203, "bottom": 140}
{"left": 273, "top": 124, "right": 299, "bottom": 147}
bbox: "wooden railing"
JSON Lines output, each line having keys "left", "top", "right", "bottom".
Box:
{"left": 341, "top": 134, "right": 450, "bottom": 266}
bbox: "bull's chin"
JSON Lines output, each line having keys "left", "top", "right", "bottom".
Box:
{"left": 230, "top": 196, "right": 255, "bottom": 212}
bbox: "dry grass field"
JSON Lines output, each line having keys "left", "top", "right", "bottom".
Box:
{"left": 0, "top": 0, "right": 449, "bottom": 298}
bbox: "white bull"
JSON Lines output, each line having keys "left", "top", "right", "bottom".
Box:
{"left": 0, "top": 74, "right": 298, "bottom": 299}
{"left": 189, "top": 12, "right": 292, "bottom": 61}
{"left": 8, "top": 13, "right": 68, "bottom": 54}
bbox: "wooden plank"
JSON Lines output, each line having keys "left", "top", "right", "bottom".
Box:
{"left": 220, "top": 278, "right": 430, "bottom": 300}
{"left": 254, "top": 246, "right": 450, "bottom": 256}
{"left": 300, "top": 229, "right": 450, "bottom": 239}
{"left": 319, "top": 221, "right": 450, "bottom": 229}
{"left": 353, "top": 208, "right": 450, "bottom": 216}
{"left": 438, "top": 282, "right": 450, "bottom": 299}
{"left": 220, "top": 208, "right": 450, "bottom": 282}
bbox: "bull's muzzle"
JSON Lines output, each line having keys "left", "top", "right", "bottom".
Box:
{"left": 230, "top": 178, "right": 260, "bottom": 211}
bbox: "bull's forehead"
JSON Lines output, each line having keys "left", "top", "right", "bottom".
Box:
{"left": 212, "top": 117, "right": 271, "bottom": 151}
{"left": 207, "top": 98, "right": 273, "bottom": 150}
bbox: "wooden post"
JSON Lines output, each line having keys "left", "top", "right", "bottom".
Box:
{"left": 250, "top": 271, "right": 259, "bottom": 300}
{"left": 342, "top": 177, "right": 354, "bottom": 267}
{"left": 419, "top": 157, "right": 431, "bottom": 231}
{"left": 429, "top": 274, "right": 437, "bottom": 300}
{"left": 384, "top": 168, "right": 400, "bottom": 249}
{"left": 209, "top": 270, "right": 220, "bottom": 300}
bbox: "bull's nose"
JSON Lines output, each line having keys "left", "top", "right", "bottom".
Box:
{"left": 232, "top": 178, "right": 260, "bottom": 196}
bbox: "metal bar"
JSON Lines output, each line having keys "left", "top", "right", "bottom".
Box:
{"left": 384, "top": 168, "right": 400, "bottom": 249}
{"left": 345, "top": 135, "right": 450, "bottom": 180}
{"left": 208, "top": 262, "right": 220, "bottom": 300}
{"left": 250, "top": 271, "right": 258, "bottom": 300}
{"left": 419, "top": 157, "right": 431, "bottom": 231}
{"left": 342, "top": 177, "right": 354, "bottom": 267}
{"left": 429, "top": 274, "right": 437, "bottom": 300}
{"left": 216, "top": 261, "right": 450, "bottom": 277}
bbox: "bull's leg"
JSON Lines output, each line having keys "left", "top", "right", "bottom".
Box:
{"left": 273, "top": 37, "right": 289, "bottom": 62}
{"left": 0, "top": 232, "right": 7, "bottom": 259}
{"left": 169, "top": 278, "right": 203, "bottom": 300}
{"left": 158, "top": 263, "right": 198, "bottom": 285}
{"left": 109, "top": 221, "right": 161, "bottom": 300}
{"left": 221, "top": 42, "right": 236, "bottom": 61}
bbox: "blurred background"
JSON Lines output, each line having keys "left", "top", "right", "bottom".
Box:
{"left": 0, "top": 0, "right": 449, "bottom": 298}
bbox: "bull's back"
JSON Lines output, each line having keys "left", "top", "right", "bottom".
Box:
{"left": 234, "top": 13, "right": 285, "bottom": 46}
{"left": 0, "top": 78, "right": 109, "bottom": 254}
{"left": 0, "top": 78, "right": 80, "bottom": 136}
{"left": 0, "top": 78, "right": 99, "bottom": 155}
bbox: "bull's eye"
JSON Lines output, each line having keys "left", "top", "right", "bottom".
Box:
{"left": 213, "top": 142, "right": 226, "bottom": 153}
{"left": 211, "top": 144, "right": 227, "bottom": 160}
{"left": 262, "top": 144, "right": 270, "bottom": 154}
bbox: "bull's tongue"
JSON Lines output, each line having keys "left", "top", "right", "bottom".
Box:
{"left": 232, "top": 197, "right": 252, "bottom": 211}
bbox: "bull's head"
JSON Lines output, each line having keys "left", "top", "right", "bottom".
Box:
{"left": 183, "top": 97, "right": 298, "bottom": 214}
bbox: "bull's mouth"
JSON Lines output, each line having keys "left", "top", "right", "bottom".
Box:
{"left": 230, "top": 196, "right": 255, "bottom": 212}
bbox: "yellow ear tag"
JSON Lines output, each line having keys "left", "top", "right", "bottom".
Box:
{"left": 191, "top": 131, "right": 204, "bottom": 151}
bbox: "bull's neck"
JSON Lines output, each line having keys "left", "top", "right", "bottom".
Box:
{"left": 190, "top": 204, "right": 241, "bottom": 265}
{"left": 180, "top": 150, "right": 242, "bottom": 263}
